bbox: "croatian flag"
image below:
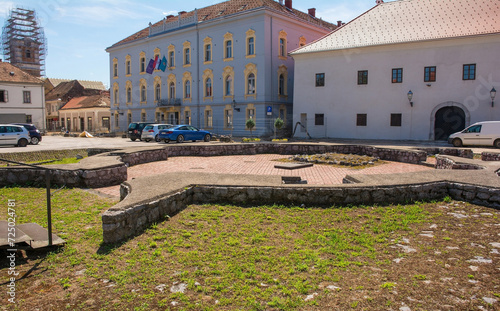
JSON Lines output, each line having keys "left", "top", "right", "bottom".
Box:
{"left": 155, "top": 56, "right": 162, "bottom": 70}
{"left": 146, "top": 59, "right": 155, "bottom": 74}
{"left": 153, "top": 55, "right": 159, "bottom": 70}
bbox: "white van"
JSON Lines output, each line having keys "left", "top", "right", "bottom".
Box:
{"left": 448, "top": 121, "right": 500, "bottom": 148}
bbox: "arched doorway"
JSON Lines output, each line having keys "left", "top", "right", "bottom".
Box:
{"left": 434, "top": 106, "right": 465, "bottom": 141}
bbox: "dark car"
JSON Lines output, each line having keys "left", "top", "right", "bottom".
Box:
{"left": 158, "top": 125, "right": 211, "bottom": 143}
{"left": 128, "top": 122, "right": 154, "bottom": 141}
{"left": 12, "top": 123, "right": 42, "bottom": 145}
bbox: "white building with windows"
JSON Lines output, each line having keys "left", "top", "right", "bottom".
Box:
{"left": 291, "top": 0, "right": 500, "bottom": 141}
{"left": 0, "top": 61, "right": 45, "bottom": 130}
{"left": 106, "top": 0, "right": 335, "bottom": 136}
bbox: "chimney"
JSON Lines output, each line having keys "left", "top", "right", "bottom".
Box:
{"left": 376, "top": 0, "right": 384, "bottom": 4}
{"left": 285, "top": 0, "right": 292, "bottom": 9}
{"left": 167, "top": 15, "right": 174, "bottom": 19}
{"left": 179, "top": 11, "right": 187, "bottom": 15}
{"left": 308, "top": 8, "right": 316, "bottom": 17}
{"left": 337, "top": 20, "right": 342, "bottom": 27}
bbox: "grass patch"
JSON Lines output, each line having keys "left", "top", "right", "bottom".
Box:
{"left": 0, "top": 188, "right": 498, "bottom": 310}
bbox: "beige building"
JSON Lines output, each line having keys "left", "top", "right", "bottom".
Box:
{"left": 59, "top": 93, "right": 111, "bottom": 133}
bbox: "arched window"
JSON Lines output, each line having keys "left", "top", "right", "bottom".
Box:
{"left": 127, "top": 87, "right": 132, "bottom": 103}
{"left": 141, "top": 85, "right": 146, "bottom": 102}
{"left": 155, "top": 84, "right": 161, "bottom": 101}
{"left": 206, "top": 78, "right": 212, "bottom": 97}
{"left": 169, "top": 82, "right": 175, "bottom": 99}
{"left": 25, "top": 49, "right": 31, "bottom": 58}
{"left": 225, "top": 76, "right": 232, "bottom": 96}
{"left": 185, "top": 80, "right": 191, "bottom": 98}
{"left": 279, "top": 74, "right": 285, "bottom": 95}
{"left": 247, "top": 74, "right": 255, "bottom": 95}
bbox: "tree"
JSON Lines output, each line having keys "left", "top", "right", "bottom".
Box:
{"left": 274, "top": 117, "right": 284, "bottom": 139}
{"left": 246, "top": 118, "right": 256, "bottom": 137}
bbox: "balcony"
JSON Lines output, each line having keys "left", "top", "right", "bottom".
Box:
{"left": 157, "top": 98, "right": 182, "bottom": 107}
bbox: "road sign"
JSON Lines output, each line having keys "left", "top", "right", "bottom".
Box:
{"left": 267, "top": 106, "right": 272, "bottom": 116}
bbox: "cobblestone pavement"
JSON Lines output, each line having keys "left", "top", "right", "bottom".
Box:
{"left": 96, "top": 154, "right": 433, "bottom": 197}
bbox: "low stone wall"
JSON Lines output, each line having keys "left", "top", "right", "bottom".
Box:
{"left": 420, "top": 148, "right": 474, "bottom": 159}
{"left": 102, "top": 181, "right": 500, "bottom": 243}
{"left": 435, "top": 156, "right": 484, "bottom": 170}
{"left": 114, "top": 149, "right": 168, "bottom": 166}
{"left": 166, "top": 144, "right": 427, "bottom": 164}
{"left": 0, "top": 165, "right": 127, "bottom": 188}
{"left": 482, "top": 152, "right": 500, "bottom": 161}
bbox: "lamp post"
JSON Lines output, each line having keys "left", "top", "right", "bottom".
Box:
{"left": 407, "top": 90, "right": 414, "bottom": 107}
{"left": 491, "top": 87, "right": 497, "bottom": 107}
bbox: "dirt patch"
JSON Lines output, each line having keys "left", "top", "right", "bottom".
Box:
{"left": 276, "top": 153, "right": 384, "bottom": 169}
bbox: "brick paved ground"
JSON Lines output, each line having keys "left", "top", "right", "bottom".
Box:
{"left": 96, "top": 154, "right": 433, "bottom": 197}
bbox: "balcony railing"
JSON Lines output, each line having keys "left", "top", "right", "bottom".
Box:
{"left": 157, "top": 98, "right": 182, "bottom": 107}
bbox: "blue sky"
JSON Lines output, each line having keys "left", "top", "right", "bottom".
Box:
{"left": 0, "top": 0, "right": 375, "bottom": 88}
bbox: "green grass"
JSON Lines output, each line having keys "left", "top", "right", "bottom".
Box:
{"left": 0, "top": 188, "right": 498, "bottom": 310}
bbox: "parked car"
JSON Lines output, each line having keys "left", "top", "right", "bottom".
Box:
{"left": 11, "top": 123, "right": 42, "bottom": 145}
{"left": 448, "top": 121, "right": 500, "bottom": 148}
{"left": 0, "top": 124, "right": 30, "bottom": 147}
{"left": 141, "top": 124, "right": 173, "bottom": 142}
{"left": 158, "top": 125, "right": 212, "bottom": 143}
{"left": 128, "top": 122, "right": 154, "bottom": 141}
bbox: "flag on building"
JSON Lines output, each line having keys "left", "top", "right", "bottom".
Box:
{"left": 146, "top": 59, "right": 155, "bottom": 74}
{"left": 155, "top": 56, "right": 162, "bottom": 70}
{"left": 159, "top": 56, "right": 167, "bottom": 71}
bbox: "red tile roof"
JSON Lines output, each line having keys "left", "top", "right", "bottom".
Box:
{"left": 0, "top": 62, "right": 43, "bottom": 84}
{"left": 110, "top": 0, "right": 336, "bottom": 48}
{"left": 60, "top": 94, "right": 110, "bottom": 110}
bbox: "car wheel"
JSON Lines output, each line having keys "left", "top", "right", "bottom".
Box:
{"left": 17, "top": 138, "right": 28, "bottom": 147}
{"left": 30, "top": 136, "right": 40, "bottom": 145}
{"left": 204, "top": 134, "right": 211, "bottom": 142}
{"left": 131, "top": 138, "right": 137, "bottom": 141}
{"left": 452, "top": 138, "right": 462, "bottom": 147}
{"left": 144, "top": 139, "right": 151, "bottom": 142}
{"left": 494, "top": 139, "right": 500, "bottom": 149}
{"left": 176, "top": 135, "right": 184, "bottom": 143}
{"left": 164, "top": 139, "right": 170, "bottom": 143}
{"left": 155, "top": 135, "right": 161, "bottom": 142}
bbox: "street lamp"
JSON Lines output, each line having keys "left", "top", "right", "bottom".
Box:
{"left": 407, "top": 90, "right": 413, "bottom": 107}
{"left": 232, "top": 99, "right": 240, "bottom": 112}
{"left": 491, "top": 87, "right": 497, "bottom": 107}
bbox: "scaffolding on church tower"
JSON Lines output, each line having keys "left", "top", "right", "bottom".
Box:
{"left": 2, "top": 7, "right": 47, "bottom": 77}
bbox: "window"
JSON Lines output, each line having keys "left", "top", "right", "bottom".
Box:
{"left": 248, "top": 37, "right": 254, "bottom": 56}
{"left": 390, "top": 113, "right": 402, "bottom": 127}
{"left": 247, "top": 107, "right": 255, "bottom": 122}
{"left": 23, "top": 91, "right": 31, "bottom": 103}
{"left": 113, "top": 63, "right": 118, "bottom": 77}
{"left": 184, "top": 110, "right": 191, "bottom": 125}
{"left": 280, "top": 38, "right": 286, "bottom": 57}
{"left": 225, "top": 76, "right": 232, "bottom": 96}
{"left": 279, "top": 74, "right": 285, "bottom": 95}
{"left": 184, "top": 48, "right": 190, "bottom": 65}
{"left": 140, "top": 57, "right": 146, "bottom": 73}
{"left": 224, "top": 109, "right": 232, "bottom": 128}
{"left": 463, "top": 64, "right": 476, "bottom": 80}
{"left": 126, "top": 60, "right": 131, "bottom": 75}
{"left": 126, "top": 87, "right": 132, "bottom": 103}
{"left": 316, "top": 73, "right": 325, "bottom": 87}
{"left": 155, "top": 84, "right": 161, "bottom": 101}
{"left": 358, "top": 70, "right": 368, "bottom": 85}
{"left": 114, "top": 113, "right": 119, "bottom": 128}
{"left": 205, "top": 78, "right": 212, "bottom": 97}
{"left": 0, "top": 90, "right": 8, "bottom": 102}
{"left": 25, "top": 49, "right": 31, "bottom": 58}
{"left": 88, "top": 117, "right": 93, "bottom": 131}
{"left": 141, "top": 112, "right": 146, "bottom": 122}
{"left": 185, "top": 80, "right": 191, "bottom": 99}
{"left": 424, "top": 66, "right": 436, "bottom": 82}
{"left": 169, "top": 82, "right": 175, "bottom": 99}
{"left": 114, "top": 89, "right": 118, "bottom": 105}
{"left": 205, "top": 109, "right": 213, "bottom": 128}
{"left": 465, "top": 124, "right": 482, "bottom": 133}
{"left": 392, "top": 68, "right": 403, "bottom": 83}
{"left": 168, "top": 51, "right": 175, "bottom": 68}
{"left": 127, "top": 113, "right": 132, "bottom": 125}
{"left": 26, "top": 115, "right": 32, "bottom": 123}
{"left": 247, "top": 74, "right": 255, "bottom": 94}
{"left": 102, "top": 117, "right": 110, "bottom": 129}
{"left": 356, "top": 114, "right": 367, "bottom": 126}
{"left": 225, "top": 40, "right": 232, "bottom": 59}
{"left": 140, "top": 85, "right": 146, "bottom": 102}
{"left": 205, "top": 44, "right": 211, "bottom": 62}
{"left": 315, "top": 114, "right": 324, "bottom": 126}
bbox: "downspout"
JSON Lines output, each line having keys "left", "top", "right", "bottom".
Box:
{"left": 41, "top": 83, "right": 46, "bottom": 133}
{"left": 270, "top": 15, "right": 274, "bottom": 136}
{"left": 195, "top": 12, "right": 201, "bottom": 128}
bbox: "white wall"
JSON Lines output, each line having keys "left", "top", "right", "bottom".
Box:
{"left": 0, "top": 82, "right": 45, "bottom": 130}
{"left": 292, "top": 34, "right": 500, "bottom": 140}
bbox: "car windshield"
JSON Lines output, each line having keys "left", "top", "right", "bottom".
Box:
{"left": 128, "top": 123, "right": 138, "bottom": 130}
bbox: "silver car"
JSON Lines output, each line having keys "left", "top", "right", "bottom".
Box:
{"left": 141, "top": 124, "right": 173, "bottom": 142}
{"left": 0, "top": 124, "right": 30, "bottom": 147}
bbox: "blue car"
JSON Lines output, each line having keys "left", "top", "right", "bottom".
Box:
{"left": 158, "top": 125, "right": 211, "bottom": 143}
